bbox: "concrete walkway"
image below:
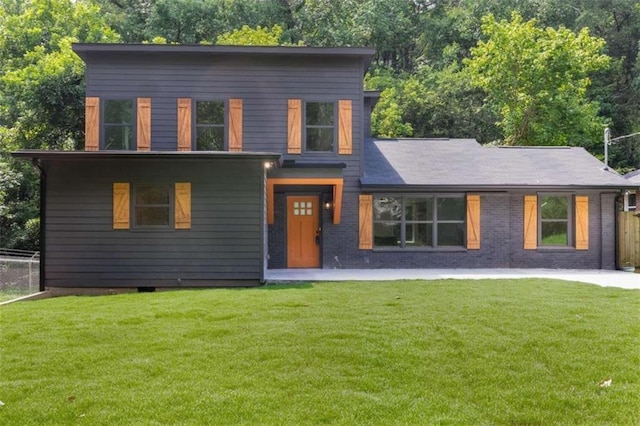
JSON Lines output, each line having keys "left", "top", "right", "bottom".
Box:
{"left": 265, "top": 268, "right": 640, "bottom": 290}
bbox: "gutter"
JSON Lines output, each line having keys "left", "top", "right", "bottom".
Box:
{"left": 359, "top": 183, "right": 635, "bottom": 192}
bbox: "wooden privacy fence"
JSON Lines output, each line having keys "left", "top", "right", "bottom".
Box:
{"left": 618, "top": 211, "right": 640, "bottom": 267}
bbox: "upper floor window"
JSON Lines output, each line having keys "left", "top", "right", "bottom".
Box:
{"left": 195, "top": 100, "right": 224, "bottom": 150}
{"left": 373, "top": 195, "right": 465, "bottom": 248}
{"left": 104, "top": 100, "right": 133, "bottom": 150}
{"left": 306, "top": 102, "right": 334, "bottom": 152}
{"left": 539, "top": 194, "right": 572, "bottom": 246}
{"left": 134, "top": 184, "right": 171, "bottom": 228}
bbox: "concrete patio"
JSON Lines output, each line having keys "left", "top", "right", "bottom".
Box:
{"left": 265, "top": 268, "right": 640, "bottom": 290}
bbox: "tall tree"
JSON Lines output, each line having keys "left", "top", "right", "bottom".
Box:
{"left": 465, "top": 12, "right": 611, "bottom": 146}
{"left": 0, "top": 0, "right": 118, "bottom": 249}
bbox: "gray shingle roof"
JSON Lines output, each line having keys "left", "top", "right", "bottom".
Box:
{"left": 624, "top": 169, "right": 640, "bottom": 184}
{"left": 362, "top": 138, "right": 632, "bottom": 189}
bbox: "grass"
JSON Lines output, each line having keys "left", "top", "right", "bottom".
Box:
{"left": 1, "top": 279, "right": 639, "bottom": 425}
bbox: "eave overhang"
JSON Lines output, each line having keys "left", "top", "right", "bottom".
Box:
{"left": 12, "top": 150, "right": 283, "bottom": 165}
{"left": 359, "top": 183, "right": 635, "bottom": 192}
{"left": 72, "top": 43, "right": 376, "bottom": 71}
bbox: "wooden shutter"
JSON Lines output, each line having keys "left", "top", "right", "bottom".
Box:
{"left": 466, "top": 194, "right": 481, "bottom": 249}
{"left": 575, "top": 195, "right": 589, "bottom": 250}
{"left": 137, "top": 98, "right": 151, "bottom": 151}
{"left": 229, "top": 98, "right": 243, "bottom": 152}
{"left": 524, "top": 195, "right": 537, "bottom": 250}
{"left": 85, "top": 97, "right": 100, "bottom": 151}
{"left": 359, "top": 194, "right": 373, "bottom": 250}
{"left": 175, "top": 182, "right": 191, "bottom": 229}
{"left": 287, "top": 99, "right": 302, "bottom": 154}
{"left": 113, "top": 183, "right": 130, "bottom": 230}
{"left": 177, "top": 98, "right": 192, "bottom": 151}
{"left": 338, "top": 100, "right": 353, "bottom": 155}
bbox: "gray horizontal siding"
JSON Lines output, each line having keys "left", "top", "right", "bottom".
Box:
{"left": 85, "top": 52, "right": 368, "bottom": 277}
{"left": 85, "top": 54, "right": 365, "bottom": 191}
{"left": 44, "top": 158, "right": 265, "bottom": 287}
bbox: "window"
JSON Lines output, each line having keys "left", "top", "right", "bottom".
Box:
{"left": 539, "top": 195, "right": 571, "bottom": 246}
{"left": 306, "top": 102, "right": 334, "bottom": 152}
{"left": 103, "top": 100, "right": 133, "bottom": 150}
{"left": 134, "top": 184, "right": 171, "bottom": 227}
{"left": 373, "top": 195, "right": 465, "bottom": 248}
{"left": 195, "top": 100, "right": 224, "bottom": 150}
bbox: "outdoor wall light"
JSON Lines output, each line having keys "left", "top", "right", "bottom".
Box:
{"left": 324, "top": 200, "right": 334, "bottom": 210}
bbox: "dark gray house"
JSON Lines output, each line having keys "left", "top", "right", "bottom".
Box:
{"left": 13, "top": 43, "right": 634, "bottom": 289}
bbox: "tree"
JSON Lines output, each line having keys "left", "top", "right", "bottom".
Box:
{"left": 0, "top": 0, "right": 118, "bottom": 249}
{"left": 367, "top": 63, "right": 500, "bottom": 142}
{"left": 465, "top": 12, "right": 611, "bottom": 146}
{"left": 216, "top": 25, "right": 286, "bottom": 46}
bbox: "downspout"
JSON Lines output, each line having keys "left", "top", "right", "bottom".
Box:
{"left": 33, "top": 159, "right": 46, "bottom": 292}
{"left": 613, "top": 191, "right": 622, "bottom": 270}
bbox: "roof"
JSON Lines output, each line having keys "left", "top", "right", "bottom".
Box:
{"left": 362, "top": 138, "right": 633, "bottom": 190}
{"left": 12, "top": 150, "right": 283, "bottom": 165}
{"left": 72, "top": 43, "right": 375, "bottom": 70}
{"left": 624, "top": 169, "right": 640, "bottom": 184}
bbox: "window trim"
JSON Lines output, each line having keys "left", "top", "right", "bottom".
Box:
{"left": 132, "top": 183, "right": 173, "bottom": 229}
{"left": 537, "top": 193, "right": 574, "bottom": 248}
{"left": 372, "top": 194, "right": 466, "bottom": 249}
{"left": 101, "top": 98, "right": 135, "bottom": 150}
{"left": 304, "top": 100, "right": 337, "bottom": 153}
{"left": 193, "top": 99, "right": 226, "bottom": 151}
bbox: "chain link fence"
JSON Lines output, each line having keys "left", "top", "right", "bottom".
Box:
{"left": 0, "top": 248, "right": 40, "bottom": 302}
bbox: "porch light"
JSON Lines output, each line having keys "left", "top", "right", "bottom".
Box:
{"left": 324, "top": 200, "right": 334, "bottom": 210}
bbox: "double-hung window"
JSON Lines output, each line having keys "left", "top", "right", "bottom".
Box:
{"left": 373, "top": 195, "right": 465, "bottom": 248}
{"left": 539, "top": 194, "right": 572, "bottom": 246}
{"left": 103, "top": 100, "right": 134, "bottom": 150}
{"left": 195, "top": 100, "right": 224, "bottom": 150}
{"left": 134, "top": 184, "right": 171, "bottom": 228}
{"left": 306, "top": 102, "right": 335, "bottom": 152}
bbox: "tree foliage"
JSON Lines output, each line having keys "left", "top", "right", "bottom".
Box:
{"left": 465, "top": 13, "right": 611, "bottom": 146}
{"left": 0, "top": 0, "right": 118, "bottom": 249}
{"left": 216, "top": 25, "right": 285, "bottom": 46}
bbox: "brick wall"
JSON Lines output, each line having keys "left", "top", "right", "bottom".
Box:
{"left": 268, "top": 191, "right": 619, "bottom": 270}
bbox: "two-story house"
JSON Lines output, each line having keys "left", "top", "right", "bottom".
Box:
{"left": 13, "top": 44, "right": 634, "bottom": 290}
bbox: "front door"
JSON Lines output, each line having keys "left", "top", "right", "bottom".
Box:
{"left": 287, "top": 196, "right": 320, "bottom": 268}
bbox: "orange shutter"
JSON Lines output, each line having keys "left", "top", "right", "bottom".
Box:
{"left": 177, "top": 98, "right": 192, "bottom": 151}
{"left": 359, "top": 194, "right": 373, "bottom": 250}
{"left": 85, "top": 97, "right": 100, "bottom": 151}
{"left": 137, "top": 98, "right": 151, "bottom": 151}
{"left": 524, "top": 195, "right": 537, "bottom": 249}
{"left": 175, "top": 182, "right": 192, "bottom": 229}
{"left": 287, "top": 99, "right": 302, "bottom": 154}
{"left": 113, "top": 183, "right": 130, "bottom": 230}
{"left": 575, "top": 195, "right": 589, "bottom": 250}
{"left": 466, "top": 194, "right": 481, "bottom": 249}
{"left": 338, "top": 100, "right": 353, "bottom": 155}
{"left": 229, "top": 98, "right": 243, "bottom": 152}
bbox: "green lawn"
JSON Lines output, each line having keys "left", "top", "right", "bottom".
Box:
{"left": 1, "top": 280, "right": 639, "bottom": 425}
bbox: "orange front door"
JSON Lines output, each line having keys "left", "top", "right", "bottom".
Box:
{"left": 287, "top": 196, "right": 320, "bottom": 268}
